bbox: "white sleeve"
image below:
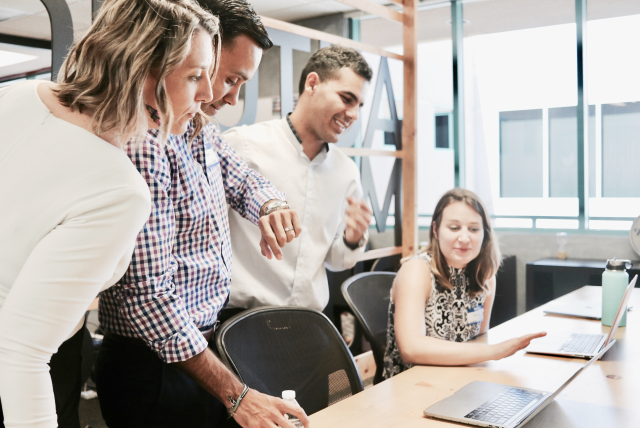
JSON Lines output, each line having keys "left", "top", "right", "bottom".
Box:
{"left": 221, "top": 126, "right": 248, "bottom": 163}
{"left": 0, "top": 187, "right": 150, "bottom": 428}
{"left": 324, "top": 180, "right": 367, "bottom": 271}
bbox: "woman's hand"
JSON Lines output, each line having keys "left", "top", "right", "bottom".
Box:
{"left": 493, "top": 332, "right": 547, "bottom": 360}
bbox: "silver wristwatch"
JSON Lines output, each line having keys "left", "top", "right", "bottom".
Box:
{"left": 262, "top": 199, "right": 290, "bottom": 216}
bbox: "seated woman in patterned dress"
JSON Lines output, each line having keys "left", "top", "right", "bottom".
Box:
{"left": 383, "top": 188, "right": 546, "bottom": 379}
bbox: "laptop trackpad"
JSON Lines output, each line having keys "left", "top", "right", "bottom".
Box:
{"left": 424, "top": 381, "right": 512, "bottom": 418}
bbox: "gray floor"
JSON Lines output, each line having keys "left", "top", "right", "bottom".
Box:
{"left": 79, "top": 394, "right": 107, "bottom": 428}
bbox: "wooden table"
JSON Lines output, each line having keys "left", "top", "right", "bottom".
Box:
{"left": 309, "top": 286, "right": 639, "bottom": 427}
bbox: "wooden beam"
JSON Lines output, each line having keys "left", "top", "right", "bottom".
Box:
{"left": 334, "top": 0, "right": 403, "bottom": 23}
{"left": 260, "top": 16, "right": 403, "bottom": 61}
{"left": 357, "top": 246, "right": 403, "bottom": 261}
{"left": 401, "top": 0, "right": 418, "bottom": 258}
{"left": 338, "top": 148, "right": 403, "bottom": 158}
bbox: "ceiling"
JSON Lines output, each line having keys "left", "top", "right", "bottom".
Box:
{"left": 0, "top": 0, "right": 390, "bottom": 42}
{"left": 361, "top": 0, "right": 640, "bottom": 48}
{"left": 0, "top": 0, "right": 639, "bottom": 79}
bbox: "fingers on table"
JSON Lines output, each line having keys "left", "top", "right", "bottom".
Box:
{"left": 278, "top": 399, "right": 310, "bottom": 428}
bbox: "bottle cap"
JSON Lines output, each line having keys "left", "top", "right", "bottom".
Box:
{"left": 606, "top": 258, "right": 632, "bottom": 271}
{"left": 282, "top": 390, "right": 296, "bottom": 400}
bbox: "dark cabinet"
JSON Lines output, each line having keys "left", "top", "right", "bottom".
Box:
{"left": 526, "top": 258, "right": 640, "bottom": 311}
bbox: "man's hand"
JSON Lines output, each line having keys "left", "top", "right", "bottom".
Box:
{"left": 258, "top": 208, "right": 302, "bottom": 261}
{"left": 174, "top": 349, "right": 310, "bottom": 428}
{"left": 232, "top": 389, "right": 310, "bottom": 428}
{"left": 344, "top": 197, "right": 372, "bottom": 246}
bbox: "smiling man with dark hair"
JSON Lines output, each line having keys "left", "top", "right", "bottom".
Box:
{"left": 221, "top": 46, "right": 374, "bottom": 316}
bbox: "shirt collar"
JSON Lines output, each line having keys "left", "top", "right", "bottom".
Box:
{"left": 286, "top": 113, "right": 329, "bottom": 153}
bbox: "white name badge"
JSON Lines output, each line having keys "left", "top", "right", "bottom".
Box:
{"left": 467, "top": 305, "right": 484, "bottom": 325}
{"left": 203, "top": 142, "right": 219, "bottom": 178}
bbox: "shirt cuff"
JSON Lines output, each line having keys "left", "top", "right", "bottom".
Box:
{"left": 251, "top": 189, "right": 286, "bottom": 223}
{"left": 157, "top": 322, "right": 209, "bottom": 364}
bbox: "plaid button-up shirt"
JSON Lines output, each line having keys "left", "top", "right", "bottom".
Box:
{"left": 99, "top": 123, "right": 283, "bottom": 363}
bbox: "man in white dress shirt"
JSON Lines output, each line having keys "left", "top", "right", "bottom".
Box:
{"left": 222, "top": 47, "right": 373, "bottom": 314}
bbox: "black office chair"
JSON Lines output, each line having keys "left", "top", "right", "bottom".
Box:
{"left": 370, "top": 254, "right": 402, "bottom": 273}
{"left": 215, "top": 306, "right": 363, "bottom": 416}
{"left": 341, "top": 272, "right": 396, "bottom": 385}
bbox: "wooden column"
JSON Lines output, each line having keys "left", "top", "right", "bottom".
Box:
{"left": 402, "top": 0, "right": 418, "bottom": 258}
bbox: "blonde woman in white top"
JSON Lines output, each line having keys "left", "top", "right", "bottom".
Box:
{"left": 0, "top": 1, "right": 221, "bottom": 427}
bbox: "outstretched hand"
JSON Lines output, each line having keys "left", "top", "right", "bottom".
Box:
{"left": 495, "top": 332, "right": 547, "bottom": 360}
{"left": 258, "top": 208, "right": 302, "bottom": 261}
{"left": 232, "top": 389, "right": 310, "bottom": 428}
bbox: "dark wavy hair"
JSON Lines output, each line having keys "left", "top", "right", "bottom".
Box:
{"left": 298, "top": 46, "right": 373, "bottom": 95}
{"left": 426, "top": 188, "right": 501, "bottom": 296}
{"left": 196, "top": 0, "right": 272, "bottom": 49}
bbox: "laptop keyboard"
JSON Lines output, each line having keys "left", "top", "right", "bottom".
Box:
{"left": 464, "top": 388, "right": 545, "bottom": 425}
{"left": 559, "top": 333, "right": 603, "bottom": 354}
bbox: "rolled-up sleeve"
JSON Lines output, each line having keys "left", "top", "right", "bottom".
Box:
{"left": 108, "top": 140, "right": 208, "bottom": 363}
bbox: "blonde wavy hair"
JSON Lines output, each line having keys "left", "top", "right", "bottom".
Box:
{"left": 425, "top": 188, "right": 501, "bottom": 296}
{"left": 55, "top": 0, "right": 221, "bottom": 146}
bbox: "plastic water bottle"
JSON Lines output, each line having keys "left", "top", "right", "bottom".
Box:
{"left": 282, "top": 390, "right": 304, "bottom": 428}
{"left": 602, "top": 259, "right": 631, "bottom": 327}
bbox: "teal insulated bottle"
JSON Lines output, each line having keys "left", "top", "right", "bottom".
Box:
{"left": 602, "top": 259, "right": 631, "bottom": 327}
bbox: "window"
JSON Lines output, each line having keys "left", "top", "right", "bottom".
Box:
{"left": 499, "top": 109, "right": 543, "bottom": 198}
{"left": 601, "top": 102, "right": 640, "bottom": 197}
{"left": 435, "top": 114, "right": 451, "bottom": 149}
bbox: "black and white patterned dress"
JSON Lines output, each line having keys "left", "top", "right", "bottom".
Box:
{"left": 382, "top": 253, "right": 487, "bottom": 379}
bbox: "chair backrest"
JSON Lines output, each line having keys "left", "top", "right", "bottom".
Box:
{"left": 215, "top": 306, "right": 363, "bottom": 415}
{"left": 341, "top": 272, "right": 396, "bottom": 384}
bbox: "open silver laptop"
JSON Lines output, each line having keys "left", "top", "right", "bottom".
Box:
{"left": 526, "top": 275, "right": 636, "bottom": 359}
{"left": 543, "top": 300, "right": 602, "bottom": 320}
{"left": 543, "top": 300, "right": 632, "bottom": 320}
{"left": 423, "top": 340, "right": 615, "bottom": 428}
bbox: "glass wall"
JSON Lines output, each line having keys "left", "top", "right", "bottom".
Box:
{"left": 586, "top": 12, "right": 640, "bottom": 229}
{"left": 361, "top": 3, "right": 454, "bottom": 228}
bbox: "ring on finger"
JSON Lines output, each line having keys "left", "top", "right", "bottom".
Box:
{"left": 284, "top": 226, "right": 294, "bottom": 232}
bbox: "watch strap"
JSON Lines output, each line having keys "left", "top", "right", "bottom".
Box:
{"left": 262, "top": 200, "right": 289, "bottom": 216}
{"left": 343, "top": 230, "right": 367, "bottom": 250}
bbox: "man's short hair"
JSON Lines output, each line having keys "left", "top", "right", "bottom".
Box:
{"left": 196, "top": 0, "right": 273, "bottom": 49}
{"left": 298, "top": 46, "right": 373, "bottom": 95}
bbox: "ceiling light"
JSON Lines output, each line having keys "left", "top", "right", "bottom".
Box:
{"left": 0, "top": 50, "right": 38, "bottom": 68}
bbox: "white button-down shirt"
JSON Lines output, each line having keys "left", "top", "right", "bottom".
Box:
{"left": 222, "top": 117, "right": 366, "bottom": 311}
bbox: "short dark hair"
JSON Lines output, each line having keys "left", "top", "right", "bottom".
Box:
{"left": 196, "top": 0, "right": 273, "bottom": 49}
{"left": 298, "top": 46, "right": 373, "bottom": 95}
